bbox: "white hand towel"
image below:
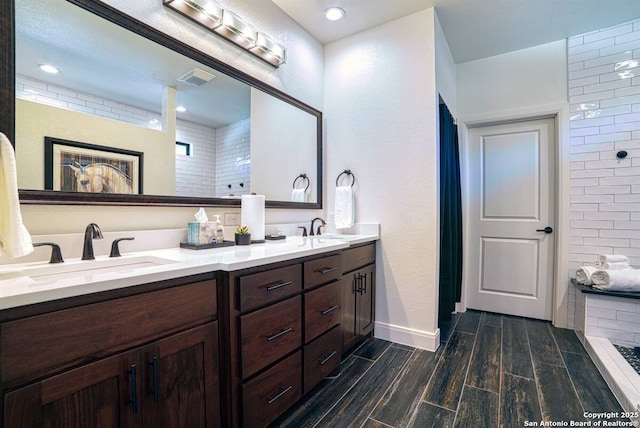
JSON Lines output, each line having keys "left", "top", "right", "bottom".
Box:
{"left": 0, "top": 133, "right": 33, "bottom": 258}
{"left": 334, "top": 185, "right": 354, "bottom": 229}
{"left": 599, "top": 262, "right": 631, "bottom": 271}
{"left": 576, "top": 266, "right": 598, "bottom": 285}
{"left": 591, "top": 269, "right": 640, "bottom": 291}
{"left": 594, "top": 254, "right": 629, "bottom": 267}
{"left": 291, "top": 188, "right": 305, "bottom": 202}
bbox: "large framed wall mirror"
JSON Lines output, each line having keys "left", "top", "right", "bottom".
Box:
{"left": 0, "top": 0, "right": 322, "bottom": 208}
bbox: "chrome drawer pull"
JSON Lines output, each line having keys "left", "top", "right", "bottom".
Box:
{"left": 267, "top": 327, "right": 293, "bottom": 341}
{"left": 321, "top": 305, "right": 339, "bottom": 316}
{"left": 267, "top": 385, "right": 293, "bottom": 404}
{"left": 319, "top": 351, "right": 337, "bottom": 366}
{"left": 319, "top": 267, "right": 337, "bottom": 274}
{"left": 266, "top": 280, "right": 293, "bottom": 291}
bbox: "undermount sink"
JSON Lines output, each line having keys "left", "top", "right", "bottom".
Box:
{"left": 1, "top": 255, "right": 178, "bottom": 283}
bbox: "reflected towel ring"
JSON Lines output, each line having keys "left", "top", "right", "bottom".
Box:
{"left": 293, "top": 174, "right": 310, "bottom": 192}
{"left": 336, "top": 169, "right": 355, "bottom": 187}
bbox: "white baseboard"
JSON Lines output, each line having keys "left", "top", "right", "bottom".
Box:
{"left": 374, "top": 321, "right": 440, "bottom": 352}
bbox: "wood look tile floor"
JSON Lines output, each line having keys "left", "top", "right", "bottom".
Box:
{"left": 272, "top": 310, "right": 627, "bottom": 428}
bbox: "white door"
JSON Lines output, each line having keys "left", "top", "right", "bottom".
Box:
{"left": 465, "top": 118, "right": 555, "bottom": 320}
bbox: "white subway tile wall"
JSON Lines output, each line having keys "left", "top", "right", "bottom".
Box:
{"left": 214, "top": 119, "right": 251, "bottom": 198}
{"left": 568, "top": 18, "right": 640, "bottom": 330}
{"left": 15, "top": 74, "right": 250, "bottom": 198}
{"left": 175, "top": 121, "right": 217, "bottom": 197}
{"left": 585, "top": 294, "right": 640, "bottom": 347}
{"left": 16, "top": 75, "right": 163, "bottom": 129}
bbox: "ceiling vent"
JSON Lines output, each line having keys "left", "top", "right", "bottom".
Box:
{"left": 177, "top": 68, "right": 216, "bottom": 87}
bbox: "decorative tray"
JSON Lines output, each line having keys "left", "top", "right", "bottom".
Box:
{"left": 180, "top": 241, "right": 235, "bottom": 250}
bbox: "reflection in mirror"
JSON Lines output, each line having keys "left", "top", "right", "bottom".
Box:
{"left": 11, "top": 0, "right": 321, "bottom": 207}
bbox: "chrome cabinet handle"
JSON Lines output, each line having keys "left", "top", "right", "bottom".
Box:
{"left": 319, "top": 351, "right": 337, "bottom": 366}
{"left": 319, "top": 267, "right": 337, "bottom": 274}
{"left": 267, "top": 327, "right": 293, "bottom": 341}
{"left": 321, "top": 305, "right": 339, "bottom": 315}
{"left": 266, "top": 280, "right": 292, "bottom": 291}
{"left": 267, "top": 385, "right": 293, "bottom": 404}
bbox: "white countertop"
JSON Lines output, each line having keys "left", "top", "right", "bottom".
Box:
{"left": 0, "top": 234, "right": 378, "bottom": 311}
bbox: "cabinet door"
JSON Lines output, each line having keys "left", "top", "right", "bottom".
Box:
{"left": 358, "top": 264, "right": 375, "bottom": 337}
{"left": 342, "top": 273, "right": 358, "bottom": 352}
{"left": 4, "top": 351, "right": 141, "bottom": 428}
{"left": 143, "top": 322, "right": 220, "bottom": 428}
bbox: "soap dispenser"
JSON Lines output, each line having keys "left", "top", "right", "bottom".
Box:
{"left": 214, "top": 215, "right": 224, "bottom": 243}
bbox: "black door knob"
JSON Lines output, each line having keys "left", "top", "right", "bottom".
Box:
{"left": 536, "top": 226, "right": 553, "bottom": 234}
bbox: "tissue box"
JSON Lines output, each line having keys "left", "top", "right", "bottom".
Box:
{"left": 188, "top": 222, "right": 217, "bottom": 245}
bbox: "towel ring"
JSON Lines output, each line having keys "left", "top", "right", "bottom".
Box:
{"left": 293, "top": 174, "right": 310, "bottom": 192}
{"left": 336, "top": 169, "right": 355, "bottom": 187}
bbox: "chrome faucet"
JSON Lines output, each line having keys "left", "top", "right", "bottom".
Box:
{"left": 310, "top": 217, "right": 326, "bottom": 236}
{"left": 82, "top": 223, "right": 103, "bottom": 260}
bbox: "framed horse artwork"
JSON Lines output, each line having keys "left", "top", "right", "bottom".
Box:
{"left": 44, "top": 137, "right": 143, "bottom": 194}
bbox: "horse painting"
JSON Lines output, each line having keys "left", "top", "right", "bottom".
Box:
{"left": 66, "top": 162, "right": 134, "bottom": 194}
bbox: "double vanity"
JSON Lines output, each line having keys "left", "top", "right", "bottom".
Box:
{"left": 0, "top": 230, "right": 378, "bottom": 427}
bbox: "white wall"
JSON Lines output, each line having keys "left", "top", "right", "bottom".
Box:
{"left": 457, "top": 41, "right": 567, "bottom": 118}
{"left": 250, "top": 89, "right": 317, "bottom": 202}
{"left": 325, "top": 9, "right": 440, "bottom": 350}
{"left": 17, "top": 0, "right": 325, "bottom": 237}
{"left": 456, "top": 40, "right": 570, "bottom": 325}
{"left": 435, "top": 13, "right": 457, "bottom": 116}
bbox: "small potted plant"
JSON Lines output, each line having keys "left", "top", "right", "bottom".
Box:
{"left": 235, "top": 225, "right": 251, "bottom": 245}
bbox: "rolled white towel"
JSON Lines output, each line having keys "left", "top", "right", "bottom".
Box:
{"left": 591, "top": 269, "right": 640, "bottom": 291}
{"left": 576, "top": 266, "right": 598, "bottom": 285}
{"left": 599, "top": 262, "right": 631, "bottom": 271}
{"left": 594, "top": 254, "right": 629, "bottom": 267}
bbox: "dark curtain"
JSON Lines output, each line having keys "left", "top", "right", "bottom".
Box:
{"left": 438, "top": 103, "right": 463, "bottom": 323}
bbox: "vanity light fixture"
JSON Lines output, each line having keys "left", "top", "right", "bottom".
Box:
{"left": 215, "top": 9, "right": 257, "bottom": 49}
{"left": 39, "top": 64, "right": 60, "bottom": 74}
{"left": 163, "top": 0, "right": 286, "bottom": 67}
{"left": 324, "top": 7, "right": 346, "bottom": 21}
{"left": 164, "top": 0, "right": 222, "bottom": 30}
{"left": 251, "top": 32, "right": 287, "bottom": 66}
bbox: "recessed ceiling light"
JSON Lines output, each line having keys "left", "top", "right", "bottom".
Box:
{"left": 176, "top": 106, "right": 187, "bottom": 112}
{"left": 39, "top": 64, "right": 59, "bottom": 74}
{"left": 324, "top": 7, "right": 345, "bottom": 21}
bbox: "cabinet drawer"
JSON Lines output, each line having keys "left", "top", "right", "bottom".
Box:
{"left": 304, "top": 327, "right": 341, "bottom": 394}
{"left": 240, "top": 296, "right": 302, "bottom": 379}
{"left": 304, "top": 281, "right": 342, "bottom": 343}
{"left": 342, "top": 243, "right": 375, "bottom": 273}
{"left": 238, "top": 264, "right": 302, "bottom": 312}
{"left": 304, "top": 255, "right": 342, "bottom": 289}
{"left": 1, "top": 279, "right": 217, "bottom": 386}
{"left": 242, "top": 350, "right": 302, "bottom": 428}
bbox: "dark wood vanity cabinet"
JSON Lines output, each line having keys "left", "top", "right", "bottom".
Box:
{"left": 220, "top": 252, "right": 343, "bottom": 428}
{"left": 0, "top": 274, "right": 221, "bottom": 428}
{"left": 342, "top": 242, "right": 376, "bottom": 353}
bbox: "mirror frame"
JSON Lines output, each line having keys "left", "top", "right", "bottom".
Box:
{"left": 0, "top": 0, "right": 323, "bottom": 209}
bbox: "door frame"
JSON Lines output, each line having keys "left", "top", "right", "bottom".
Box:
{"left": 458, "top": 103, "right": 571, "bottom": 327}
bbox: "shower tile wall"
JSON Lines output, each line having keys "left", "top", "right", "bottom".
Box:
{"left": 175, "top": 121, "right": 217, "bottom": 197}
{"left": 214, "top": 119, "right": 250, "bottom": 198}
{"left": 568, "top": 18, "right": 640, "bottom": 328}
{"left": 16, "top": 74, "right": 250, "bottom": 198}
